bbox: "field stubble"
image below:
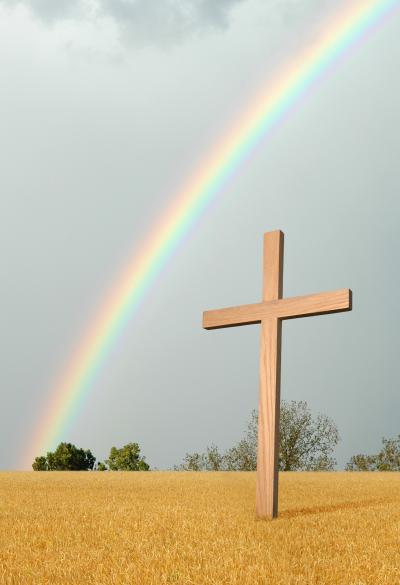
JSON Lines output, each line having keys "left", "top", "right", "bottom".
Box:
{"left": 0, "top": 471, "right": 399, "bottom": 584}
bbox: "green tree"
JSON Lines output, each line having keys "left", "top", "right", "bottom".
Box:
{"left": 279, "top": 401, "right": 339, "bottom": 471}
{"left": 346, "top": 454, "right": 377, "bottom": 471}
{"left": 32, "top": 456, "right": 48, "bottom": 471}
{"left": 96, "top": 461, "right": 108, "bottom": 471}
{"left": 204, "top": 444, "right": 225, "bottom": 471}
{"left": 376, "top": 436, "right": 400, "bottom": 471}
{"left": 346, "top": 435, "right": 400, "bottom": 471}
{"left": 175, "top": 444, "right": 225, "bottom": 471}
{"left": 176, "top": 401, "right": 339, "bottom": 471}
{"left": 106, "top": 442, "right": 149, "bottom": 471}
{"left": 175, "top": 451, "right": 206, "bottom": 471}
{"left": 224, "top": 411, "right": 258, "bottom": 470}
{"left": 32, "top": 442, "right": 96, "bottom": 471}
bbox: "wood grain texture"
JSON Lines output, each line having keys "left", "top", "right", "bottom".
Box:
{"left": 263, "top": 230, "right": 284, "bottom": 300}
{"left": 256, "top": 317, "right": 281, "bottom": 519}
{"left": 203, "top": 289, "right": 352, "bottom": 329}
{"left": 256, "top": 231, "right": 283, "bottom": 519}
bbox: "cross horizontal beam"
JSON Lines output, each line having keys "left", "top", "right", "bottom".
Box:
{"left": 203, "top": 289, "right": 352, "bottom": 330}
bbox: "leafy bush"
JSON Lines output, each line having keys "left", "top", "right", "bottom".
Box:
{"left": 106, "top": 442, "right": 150, "bottom": 471}
{"left": 32, "top": 442, "right": 95, "bottom": 471}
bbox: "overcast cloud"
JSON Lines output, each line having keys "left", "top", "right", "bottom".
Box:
{"left": 1, "top": 0, "right": 83, "bottom": 22}
{"left": 1, "top": 0, "right": 247, "bottom": 45}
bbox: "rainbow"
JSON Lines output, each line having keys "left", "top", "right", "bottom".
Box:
{"left": 23, "top": 0, "right": 398, "bottom": 467}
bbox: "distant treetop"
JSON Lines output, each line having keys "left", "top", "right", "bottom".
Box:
{"left": 32, "top": 442, "right": 95, "bottom": 471}
{"left": 32, "top": 441, "right": 150, "bottom": 471}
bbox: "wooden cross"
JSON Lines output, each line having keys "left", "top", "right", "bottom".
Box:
{"left": 203, "top": 230, "right": 352, "bottom": 519}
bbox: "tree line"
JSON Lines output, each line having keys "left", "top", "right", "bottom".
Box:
{"left": 346, "top": 436, "right": 400, "bottom": 471}
{"left": 176, "top": 401, "right": 400, "bottom": 472}
{"left": 32, "top": 400, "right": 400, "bottom": 471}
{"left": 176, "top": 401, "right": 339, "bottom": 471}
{"left": 32, "top": 442, "right": 149, "bottom": 471}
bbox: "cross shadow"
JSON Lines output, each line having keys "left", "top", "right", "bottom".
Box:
{"left": 279, "top": 498, "right": 395, "bottom": 520}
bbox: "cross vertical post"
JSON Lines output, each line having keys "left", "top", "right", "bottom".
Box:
{"left": 256, "top": 231, "right": 284, "bottom": 519}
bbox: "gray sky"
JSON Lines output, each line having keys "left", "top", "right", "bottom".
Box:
{"left": 1, "top": 0, "right": 399, "bottom": 470}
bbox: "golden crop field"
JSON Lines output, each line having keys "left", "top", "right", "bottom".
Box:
{"left": 0, "top": 471, "right": 399, "bottom": 585}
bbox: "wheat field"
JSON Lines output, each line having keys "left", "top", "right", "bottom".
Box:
{"left": 0, "top": 471, "right": 399, "bottom": 584}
